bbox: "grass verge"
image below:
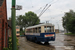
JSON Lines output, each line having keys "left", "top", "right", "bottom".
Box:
{"left": 65, "top": 33, "right": 75, "bottom": 35}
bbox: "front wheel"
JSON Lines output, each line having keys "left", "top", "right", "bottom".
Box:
{"left": 34, "top": 37, "right": 37, "bottom": 43}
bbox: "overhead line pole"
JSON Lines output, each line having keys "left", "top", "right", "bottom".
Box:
{"left": 11, "top": 0, "right": 17, "bottom": 50}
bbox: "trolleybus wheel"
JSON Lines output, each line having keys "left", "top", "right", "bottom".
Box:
{"left": 34, "top": 37, "right": 37, "bottom": 43}
{"left": 26, "top": 37, "right": 28, "bottom": 40}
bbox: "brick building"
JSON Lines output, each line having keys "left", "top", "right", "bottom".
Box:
{"left": 0, "top": 0, "right": 8, "bottom": 50}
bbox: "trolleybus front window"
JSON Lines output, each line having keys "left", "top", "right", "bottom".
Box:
{"left": 44, "top": 26, "right": 55, "bottom": 33}
{"left": 47, "top": 26, "right": 51, "bottom": 33}
{"left": 51, "top": 26, "right": 54, "bottom": 32}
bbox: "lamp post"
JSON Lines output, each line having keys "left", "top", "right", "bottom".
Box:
{"left": 11, "top": 0, "right": 17, "bottom": 50}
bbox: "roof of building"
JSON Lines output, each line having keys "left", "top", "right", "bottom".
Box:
{"left": 26, "top": 23, "right": 54, "bottom": 29}
{"left": 7, "top": 20, "right": 11, "bottom": 28}
{"left": 0, "top": 0, "right": 4, "bottom": 6}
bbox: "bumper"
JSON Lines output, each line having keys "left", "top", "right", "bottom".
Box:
{"left": 39, "top": 37, "right": 55, "bottom": 42}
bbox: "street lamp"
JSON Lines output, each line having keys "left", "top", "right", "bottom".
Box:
{"left": 11, "top": 0, "right": 22, "bottom": 50}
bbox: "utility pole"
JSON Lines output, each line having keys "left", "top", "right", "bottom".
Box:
{"left": 11, "top": 0, "right": 17, "bottom": 50}
{"left": 56, "top": 22, "right": 59, "bottom": 33}
{"left": 57, "top": 23, "right": 59, "bottom": 33}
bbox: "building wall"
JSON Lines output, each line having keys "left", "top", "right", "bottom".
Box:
{"left": 0, "top": 19, "right": 2, "bottom": 50}
{"left": 0, "top": 0, "right": 7, "bottom": 22}
{"left": 8, "top": 27, "right": 11, "bottom": 37}
{"left": 0, "top": 0, "right": 8, "bottom": 50}
{"left": 55, "top": 29, "right": 59, "bottom": 33}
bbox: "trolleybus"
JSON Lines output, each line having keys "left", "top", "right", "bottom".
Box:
{"left": 25, "top": 23, "right": 55, "bottom": 43}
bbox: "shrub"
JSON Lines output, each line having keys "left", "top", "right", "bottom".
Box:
{"left": 3, "top": 37, "right": 19, "bottom": 50}
{"left": 3, "top": 48, "right": 9, "bottom": 50}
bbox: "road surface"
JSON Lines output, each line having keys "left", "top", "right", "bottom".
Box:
{"left": 18, "top": 33, "right": 75, "bottom": 50}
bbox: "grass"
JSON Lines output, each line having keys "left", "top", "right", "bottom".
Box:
{"left": 65, "top": 33, "right": 75, "bottom": 35}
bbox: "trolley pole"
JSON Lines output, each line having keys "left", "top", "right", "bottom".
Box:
{"left": 11, "top": 0, "right": 17, "bottom": 50}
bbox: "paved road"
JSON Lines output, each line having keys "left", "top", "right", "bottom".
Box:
{"left": 18, "top": 33, "right": 75, "bottom": 50}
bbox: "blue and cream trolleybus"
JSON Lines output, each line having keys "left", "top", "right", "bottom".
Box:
{"left": 25, "top": 23, "right": 55, "bottom": 43}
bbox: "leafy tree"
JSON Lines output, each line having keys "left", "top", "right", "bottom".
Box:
{"left": 16, "top": 15, "right": 23, "bottom": 28}
{"left": 62, "top": 10, "right": 75, "bottom": 33}
{"left": 16, "top": 11, "right": 40, "bottom": 30}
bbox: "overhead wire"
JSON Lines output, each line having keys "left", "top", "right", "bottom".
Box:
{"left": 38, "top": 0, "right": 55, "bottom": 17}
{"left": 35, "top": 0, "right": 54, "bottom": 14}
{"left": 33, "top": 0, "right": 59, "bottom": 25}
{"left": 38, "top": 4, "right": 48, "bottom": 17}
{"left": 48, "top": 0, "right": 55, "bottom": 4}
{"left": 33, "top": 4, "right": 51, "bottom": 25}
{"left": 50, "top": 0, "right": 59, "bottom": 4}
{"left": 29, "top": 0, "right": 34, "bottom": 8}
{"left": 39, "top": 4, "right": 51, "bottom": 17}
{"left": 38, "top": 0, "right": 59, "bottom": 17}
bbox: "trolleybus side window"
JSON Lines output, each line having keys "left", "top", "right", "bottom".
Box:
{"left": 33, "top": 28, "right": 37, "bottom": 33}
{"left": 26, "top": 29, "right": 32, "bottom": 33}
{"left": 38, "top": 27, "right": 41, "bottom": 33}
{"left": 33, "top": 28, "right": 36, "bottom": 33}
{"left": 35, "top": 28, "right": 37, "bottom": 33}
{"left": 44, "top": 26, "right": 46, "bottom": 33}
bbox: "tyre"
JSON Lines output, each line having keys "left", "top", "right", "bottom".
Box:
{"left": 34, "top": 37, "right": 37, "bottom": 43}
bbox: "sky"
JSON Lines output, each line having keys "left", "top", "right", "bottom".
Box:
{"left": 6, "top": 0, "right": 75, "bottom": 30}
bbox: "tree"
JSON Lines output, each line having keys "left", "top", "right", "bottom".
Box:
{"left": 16, "top": 15, "right": 23, "bottom": 28}
{"left": 62, "top": 10, "right": 75, "bottom": 33}
{"left": 16, "top": 11, "right": 40, "bottom": 30}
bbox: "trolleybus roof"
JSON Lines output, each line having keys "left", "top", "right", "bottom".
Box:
{"left": 26, "top": 23, "right": 54, "bottom": 29}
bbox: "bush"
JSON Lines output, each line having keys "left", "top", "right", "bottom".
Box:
{"left": 8, "top": 37, "right": 12, "bottom": 50}
{"left": 3, "top": 48, "right": 9, "bottom": 50}
{"left": 3, "top": 37, "right": 19, "bottom": 50}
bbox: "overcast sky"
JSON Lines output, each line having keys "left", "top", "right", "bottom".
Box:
{"left": 6, "top": 0, "right": 75, "bottom": 30}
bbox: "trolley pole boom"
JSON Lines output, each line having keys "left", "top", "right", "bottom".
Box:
{"left": 11, "top": 0, "right": 17, "bottom": 50}
{"left": 33, "top": 4, "right": 51, "bottom": 25}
